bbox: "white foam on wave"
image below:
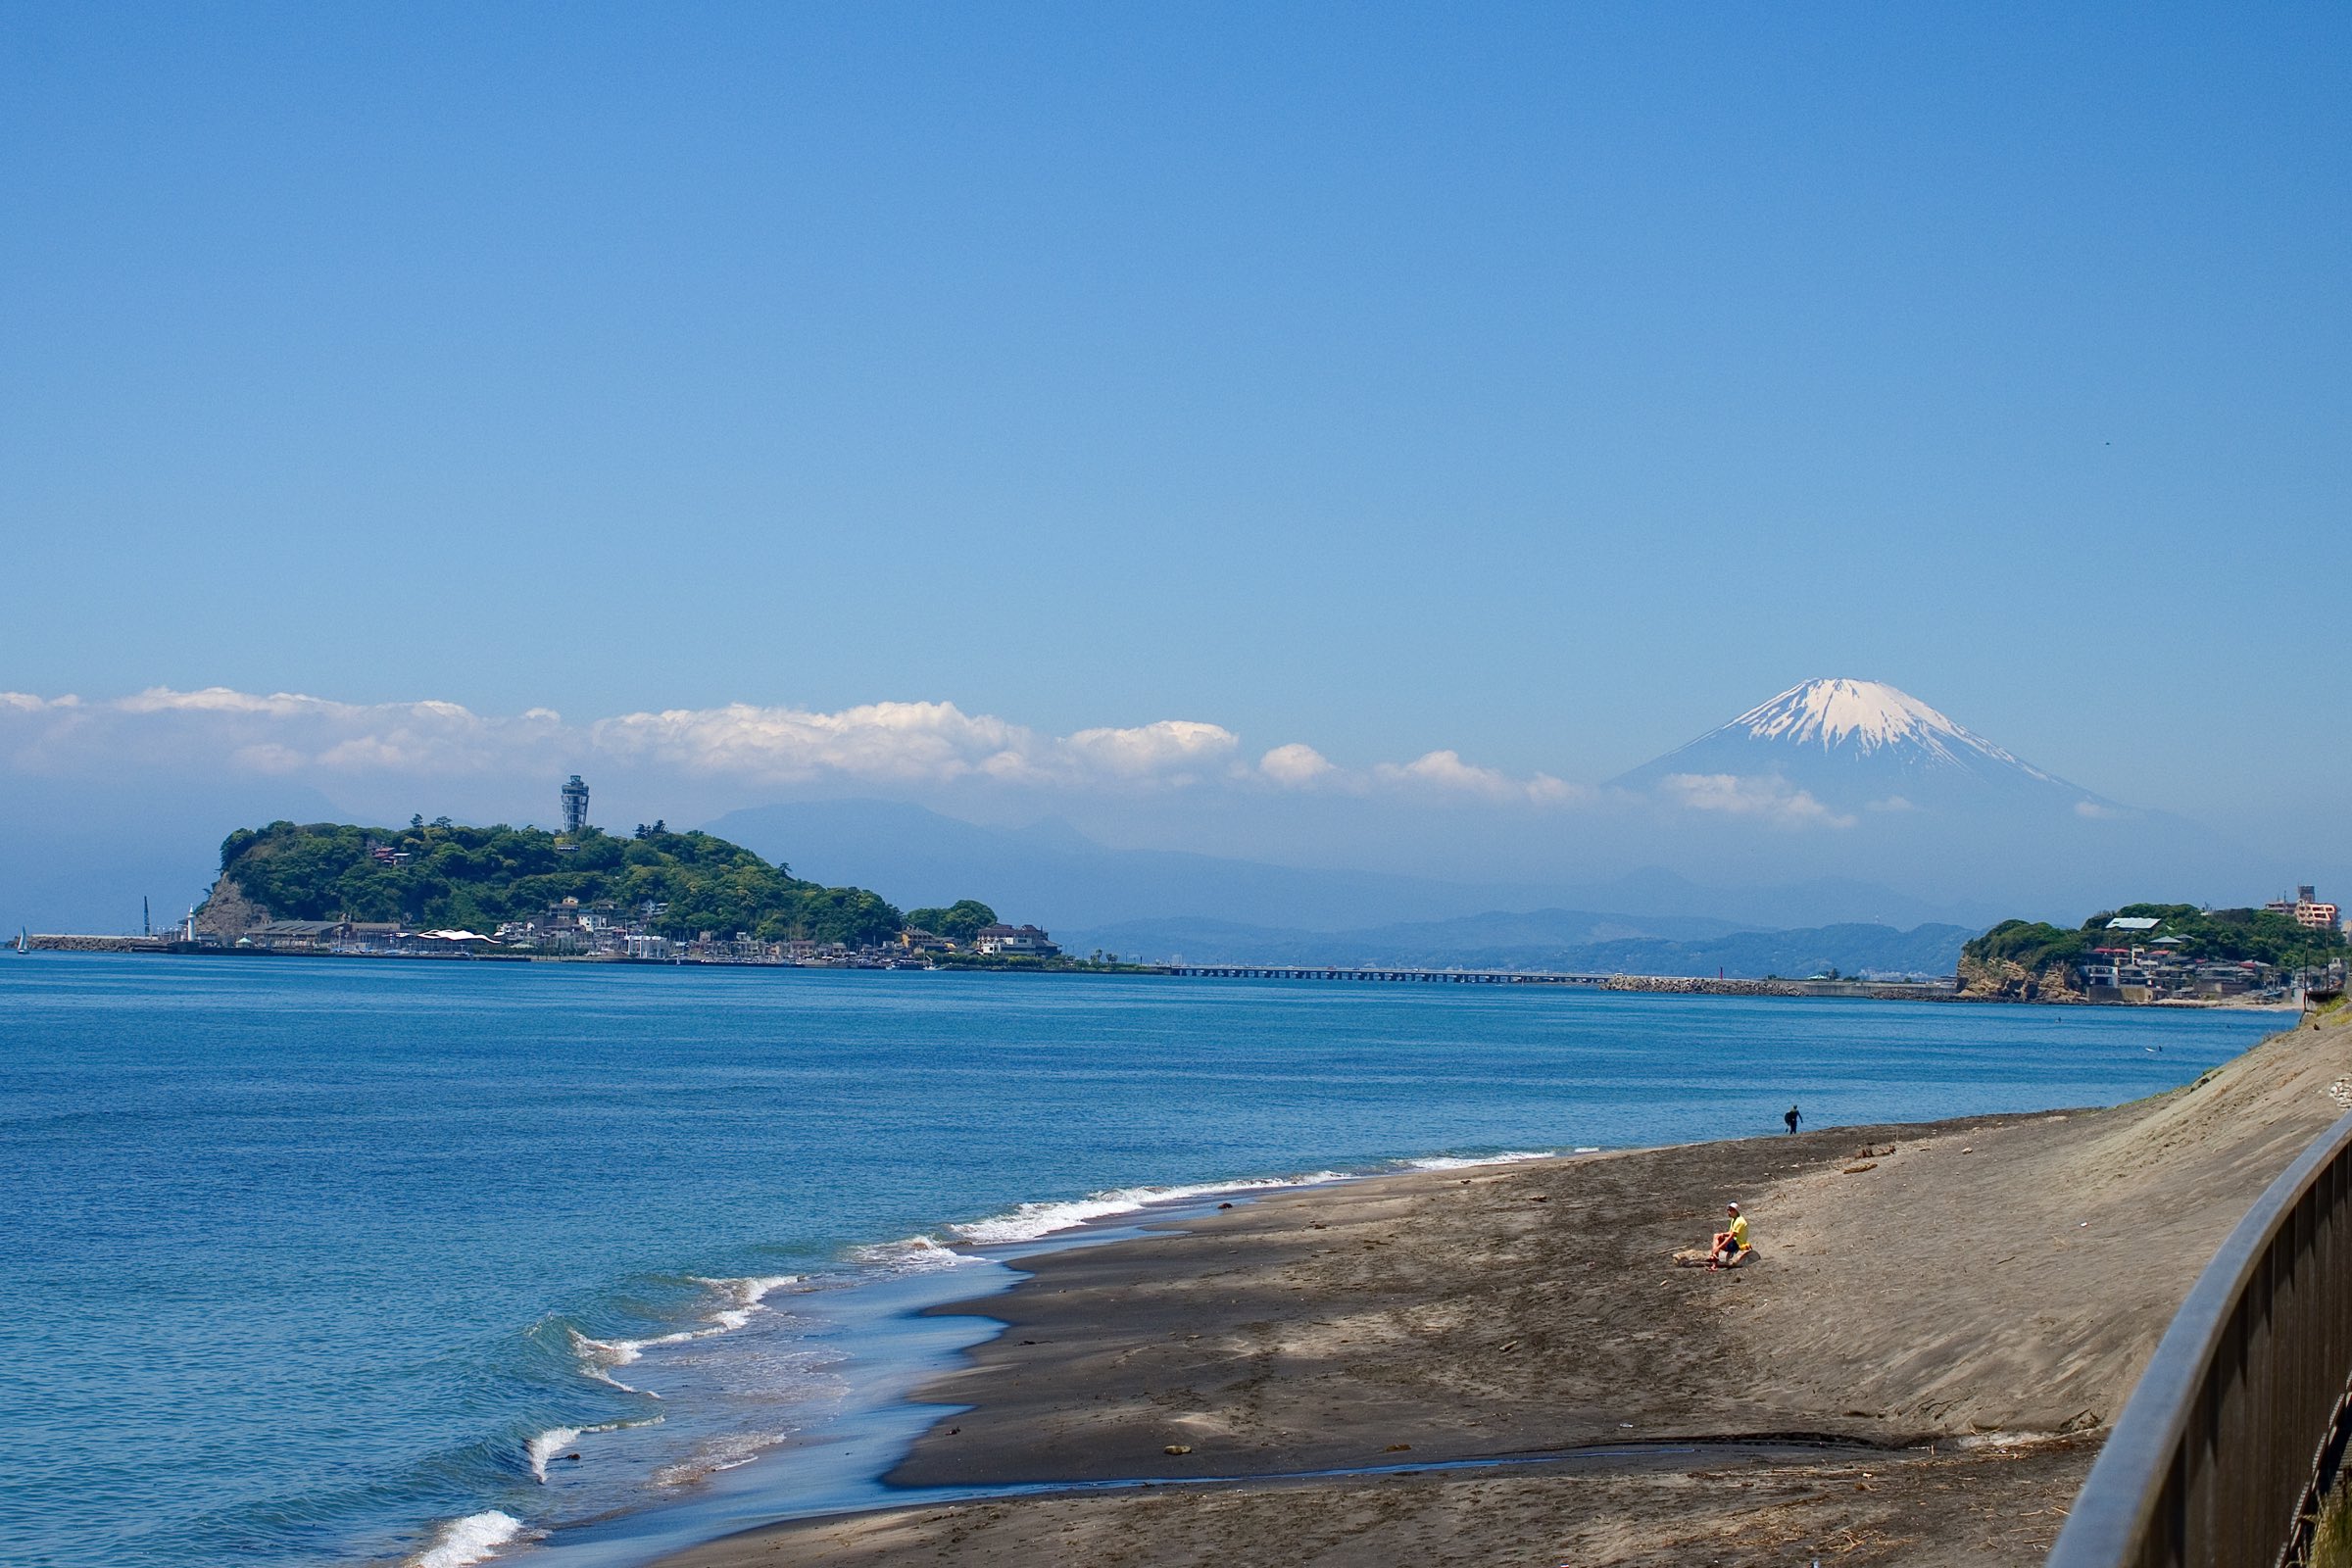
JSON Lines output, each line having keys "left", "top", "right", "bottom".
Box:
{"left": 847, "top": 1234, "right": 981, "bottom": 1273}
{"left": 948, "top": 1172, "right": 1348, "bottom": 1246}
{"left": 650, "top": 1429, "right": 792, "bottom": 1490}
{"left": 687, "top": 1274, "right": 802, "bottom": 1332}
{"left": 564, "top": 1275, "right": 801, "bottom": 1388}
{"left": 526, "top": 1417, "right": 663, "bottom": 1482}
{"left": 410, "top": 1510, "right": 530, "bottom": 1568}
{"left": 526, "top": 1426, "right": 585, "bottom": 1484}
{"left": 564, "top": 1327, "right": 658, "bottom": 1394}
{"left": 1397, "top": 1150, "right": 1557, "bottom": 1172}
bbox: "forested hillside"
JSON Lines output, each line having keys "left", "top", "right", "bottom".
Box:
{"left": 207, "top": 820, "right": 915, "bottom": 947}
{"left": 1963, "top": 902, "right": 2346, "bottom": 972}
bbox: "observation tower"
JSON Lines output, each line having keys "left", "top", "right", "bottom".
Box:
{"left": 561, "top": 774, "right": 590, "bottom": 833}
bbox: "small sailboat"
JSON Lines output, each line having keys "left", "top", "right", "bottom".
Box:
{"left": 15, "top": 928, "right": 28, "bottom": 955}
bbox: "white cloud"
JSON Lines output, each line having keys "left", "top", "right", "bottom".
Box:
{"left": 592, "top": 700, "right": 1021, "bottom": 785}
{"left": 1059, "top": 720, "right": 1240, "bottom": 782}
{"left": 229, "top": 743, "right": 308, "bottom": 774}
{"left": 1371, "top": 750, "right": 1580, "bottom": 806}
{"left": 1258, "top": 742, "right": 1339, "bottom": 788}
{"left": 0, "top": 687, "right": 561, "bottom": 778}
{"left": 2075, "top": 800, "right": 2120, "bottom": 820}
{"left": 588, "top": 704, "right": 1239, "bottom": 790}
{"left": 1657, "top": 772, "right": 1855, "bottom": 829}
{"left": 117, "top": 686, "right": 339, "bottom": 716}
{"left": 0, "top": 685, "right": 1589, "bottom": 812}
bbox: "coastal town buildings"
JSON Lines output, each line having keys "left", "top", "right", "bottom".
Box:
{"left": 2077, "top": 940, "right": 2341, "bottom": 1004}
{"left": 972, "top": 923, "right": 1059, "bottom": 956}
{"left": 2265, "top": 886, "right": 2342, "bottom": 931}
{"left": 212, "top": 897, "right": 1064, "bottom": 970}
{"left": 238, "top": 919, "right": 498, "bottom": 956}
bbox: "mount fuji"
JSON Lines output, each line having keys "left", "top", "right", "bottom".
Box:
{"left": 1611, "top": 678, "right": 2114, "bottom": 818}
{"left": 1599, "top": 677, "right": 2283, "bottom": 915}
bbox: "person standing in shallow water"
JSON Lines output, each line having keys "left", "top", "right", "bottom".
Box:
{"left": 1785, "top": 1104, "right": 1801, "bottom": 1135}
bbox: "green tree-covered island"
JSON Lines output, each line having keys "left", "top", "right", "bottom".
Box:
{"left": 201, "top": 818, "right": 981, "bottom": 953}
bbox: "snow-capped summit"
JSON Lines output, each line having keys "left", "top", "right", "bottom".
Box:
{"left": 1723, "top": 678, "right": 2055, "bottom": 778}
{"left": 1611, "top": 677, "right": 2103, "bottom": 814}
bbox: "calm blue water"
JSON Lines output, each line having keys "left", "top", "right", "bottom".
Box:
{"left": 1, "top": 955, "right": 2280, "bottom": 1568}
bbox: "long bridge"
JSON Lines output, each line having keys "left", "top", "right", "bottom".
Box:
{"left": 1163, "top": 965, "right": 1958, "bottom": 1001}
{"left": 1166, "top": 964, "right": 1614, "bottom": 986}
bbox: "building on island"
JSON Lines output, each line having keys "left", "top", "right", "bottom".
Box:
{"left": 2265, "top": 886, "right": 2342, "bottom": 932}
{"left": 562, "top": 774, "right": 591, "bottom": 834}
{"left": 972, "top": 923, "right": 1058, "bottom": 956}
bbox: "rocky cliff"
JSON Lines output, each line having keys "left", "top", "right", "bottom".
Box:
{"left": 191, "top": 873, "right": 269, "bottom": 939}
{"left": 1957, "top": 954, "right": 2084, "bottom": 1003}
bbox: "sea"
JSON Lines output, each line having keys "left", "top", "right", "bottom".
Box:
{"left": 1, "top": 954, "right": 2282, "bottom": 1568}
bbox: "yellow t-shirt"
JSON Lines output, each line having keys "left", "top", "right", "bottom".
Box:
{"left": 1727, "top": 1214, "right": 1749, "bottom": 1250}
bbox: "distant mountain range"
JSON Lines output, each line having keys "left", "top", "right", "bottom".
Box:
{"left": 703, "top": 798, "right": 2003, "bottom": 935}
{"left": 0, "top": 771, "right": 346, "bottom": 935}
{"left": 710, "top": 794, "right": 1981, "bottom": 975}
{"left": 698, "top": 679, "right": 2285, "bottom": 964}
{"left": 1056, "top": 908, "right": 1975, "bottom": 979}
{"left": 7, "top": 674, "right": 2291, "bottom": 943}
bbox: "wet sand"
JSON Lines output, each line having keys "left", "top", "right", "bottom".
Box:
{"left": 656, "top": 1009, "right": 2352, "bottom": 1567}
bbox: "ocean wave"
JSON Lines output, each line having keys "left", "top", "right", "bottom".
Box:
{"left": 947, "top": 1172, "right": 1348, "bottom": 1246}
{"left": 1396, "top": 1150, "right": 1558, "bottom": 1172}
{"left": 564, "top": 1275, "right": 801, "bottom": 1387}
{"left": 685, "top": 1274, "right": 803, "bottom": 1332}
{"left": 409, "top": 1510, "right": 530, "bottom": 1568}
{"left": 847, "top": 1234, "right": 981, "bottom": 1273}
{"left": 650, "top": 1430, "right": 790, "bottom": 1490}
{"left": 564, "top": 1327, "right": 659, "bottom": 1395}
{"left": 525, "top": 1425, "right": 588, "bottom": 1485}
{"left": 526, "top": 1417, "right": 662, "bottom": 1483}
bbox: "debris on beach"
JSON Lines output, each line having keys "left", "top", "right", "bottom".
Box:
{"left": 1163, "top": 1444, "right": 1193, "bottom": 1455}
{"left": 1842, "top": 1161, "right": 1880, "bottom": 1174}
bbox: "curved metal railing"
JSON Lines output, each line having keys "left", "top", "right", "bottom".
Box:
{"left": 2048, "top": 1105, "right": 2352, "bottom": 1568}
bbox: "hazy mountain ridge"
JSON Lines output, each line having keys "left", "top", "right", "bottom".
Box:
{"left": 704, "top": 798, "right": 2004, "bottom": 934}
{"left": 1062, "top": 909, "right": 1977, "bottom": 978}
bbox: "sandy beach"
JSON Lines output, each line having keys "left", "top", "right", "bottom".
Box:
{"left": 655, "top": 1007, "right": 2352, "bottom": 1567}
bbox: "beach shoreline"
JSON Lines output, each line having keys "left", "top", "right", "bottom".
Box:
{"left": 641, "top": 1007, "right": 2352, "bottom": 1567}
{"left": 24, "top": 956, "right": 2278, "bottom": 1568}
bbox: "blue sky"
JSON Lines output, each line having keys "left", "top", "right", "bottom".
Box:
{"left": 3, "top": 3, "right": 2347, "bottom": 865}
